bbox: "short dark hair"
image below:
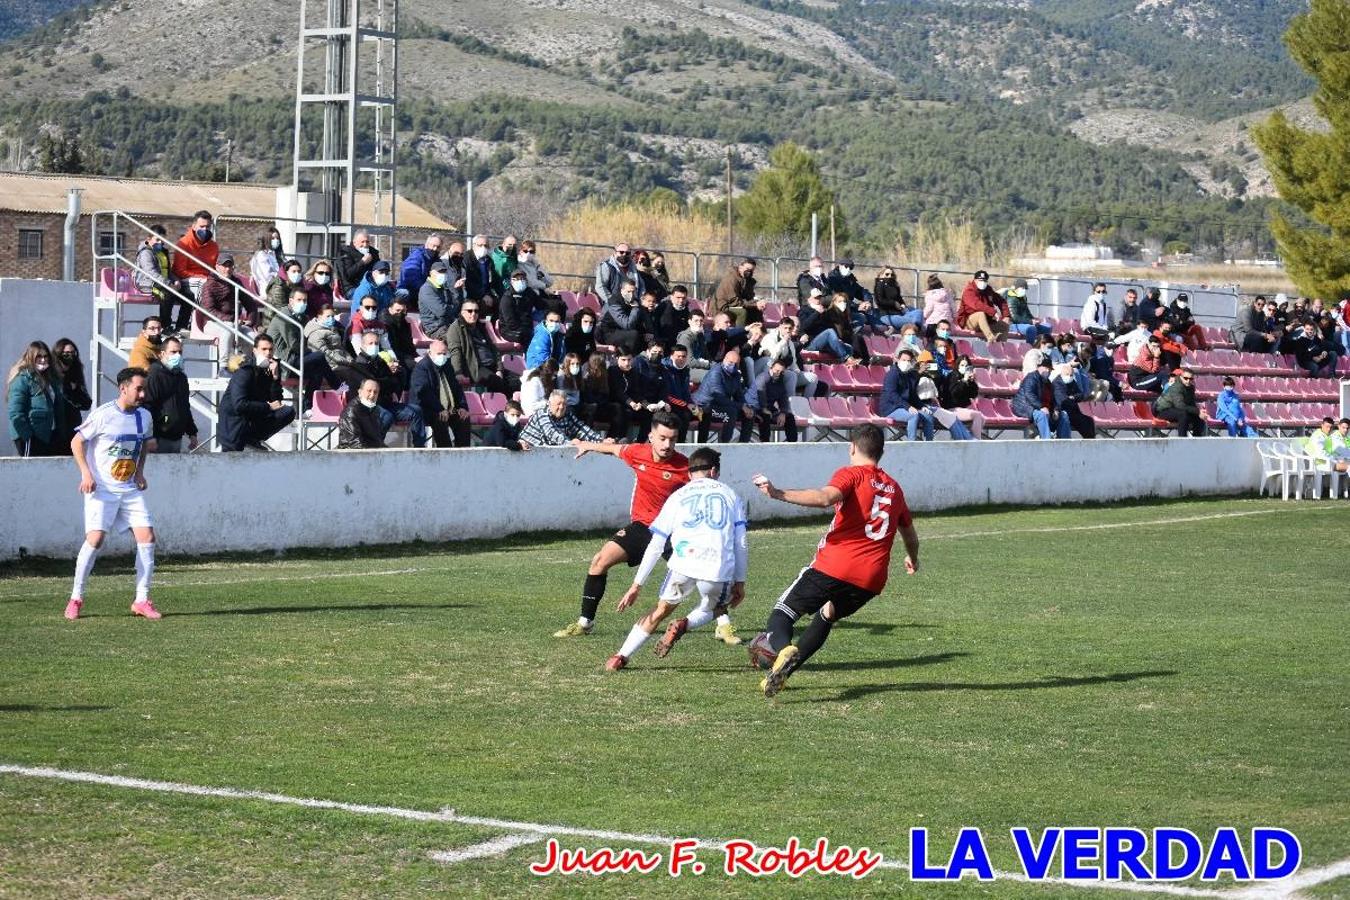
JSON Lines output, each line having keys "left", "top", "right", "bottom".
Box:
{"left": 897, "top": 349, "right": 915, "bottom": 361}
{"left": 926, "top": 274, "right": 943, "bottom": 290}
{"left": 161, "top": 336, "right": 183, "bottom": 351}
{"left": 254, "top": 333, "right": 274, "bottom": 348}
{"left": 650, "top": 410, "right": 680, "bottom": 433}
{"left": 285, "top": 258, "right": 303, "bottom": 271}
{"left": 671, "top": 284, "right": 688, "bottom": 295}
{"left": 505, "top": 400, "right": 523, "bottom": 414}
{"left": 117, "top": 367, "right": 147, "bottom": 386}
{"left": 646, "top": 337, "right": 666, "bottom": 351}
{"left": 151, "top": 224, "right": 167, "bottom": 237}
{"left": 671, "top": 343, "right": 689, "bottom": 354}
{"left": 851, "top": 424, "right": 884, "bottom": 462}
{"left": 142, "top": 315, "right": 162, "bottom": 329}
{"left": 741, "top": 257, "right": 757, "bottom": 267}
{"left": 688, "top": 447, "right": 721, "bottom": 474}
{"left": 192, "top": 210, "right": 213, "bottom": 223}
{"left": 1323, "top": 417, "right": 1336, "bottom": 426}
{"left": 780, "top": 316, "right": 796, "bottom": 328}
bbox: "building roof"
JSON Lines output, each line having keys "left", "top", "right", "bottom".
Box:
{"left": 0, "top": 171, "right": 452, "bottom": 230}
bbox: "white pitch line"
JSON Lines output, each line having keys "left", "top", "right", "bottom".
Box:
{"left": 920, "top": 505, "right": 1342, "bottom": 543}
{"left": 4, "top": 763, "right": 1344, "bottom": 898}
{"left": 429, "top": 833, "right": 544, "bottom": 865}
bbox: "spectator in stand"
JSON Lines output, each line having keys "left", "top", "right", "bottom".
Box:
{"left": 264, "top": 259, "right": 304, "bottom": 329}
{"left": 599, "top": 278, "right": 645, "bottom": 354}
{"left": 654, "top": 284, "right": 692, "bottom": 347}
{"left": 264, "top": 289, "right": 310, "bottom": 381}
{"left": 411, "top": 339, "right": 470, "bottom": 449}
{"left": 662, "top": 344, "right": 694, "bottom": 440}
{"left": 606, "top": 350, "right": 648, "bottom": 439}
{"left": 485, "top": 399, "right": 526, "bottom": 451}
{"left": 595, "top": 242, "right": 642, "bottom": 308}
{"left": 303, "top": 302, "right": 354, "bottom": 391}
{"left": 915, "top": 366, "right": 967, "bottom": 439}
{"left": 1289, "top": 318, "right": 1339, "bottom": 378}
{"left": 520, "top": 390, "right": 605, "bottom": 447}
{"left": 218, "top": 334, "right": 294, "bottom": 452}
{"left": 1336, "top": 295, "right": 1350, "bottom": 356}
{"left": 349, "top": 259, "right": 395, "bottom": 318}
{"left": 170, "top": 210, "right": 219, "bottom": 300}
{"left": 128, "top": 316, "right": 165, "bottom": 371}
{"left": 301, "top": 259, "right": 337, "bottom": 319}
{"left": 1052, "top": 362, "right": 1096, "bottom": 439}
{"left": 349, "top": 292, "right": 390, "bottom": 356}
{"left": 1215, "top": 376, "right": 1257, "bottom": 437}
{"left": 143, "top": 336, "right": 197, "bottom": 453}
{"left": 958, "top": 269, "right": 1011, "bottom": 342}
{"left": 879, "top": 348, "right": 935, "bottom": 442}
{"left": 198, "top": 257, "right": 257, "bottom": 357}
{"left": 1128, "top": 335, "right": 1166, "bottom": 395}
{"left": 498, "top": 268, "right": 543, "bottom": 349}
{"left": 558, "top": 352, "right": 584, "bottom": 409}
{"left": 760, "top": 316, "right": 817, "bottom": 397}
{"left": 1113, "top": 318, "right": 1153, "bottom": 361}
{"left": 706, "top": 312, "right": 748, "bottom": 364}
{"left": 1023, "top": 333, "right": 1054, "bottom": 373}
{"left": 515, "top": 240, "right": 555, "bottom": 299}
{"left": 676, "top": 310, "right": 711, "bottom": 372}
{"left": 1154, "top": 367, "right": 1207, "bottom": 436}
{"left": 874, "top": 267, "right": 921, "bottom": 331}
{"left": 797, "top": 288, "right": 859, "bottom": 366}
{"left": 1012, "top": 356, "right": 1070, "bottom": 440}
{"left": 1080, "top": 283, "right": 1113, "bottom": 340}
{"left": 1139, "top": 287, "right": 1169, "bottom": 331}
{"left": 693, "top": 347, "right": 750, "bottom": 443}
{"left": 796, "top": 256, "right": 830, "bottom": 304}
{"left": 337, "top": 330, "right": 426, "bottom": 447}
{"left": 6, "top": 341, "right": 64, "bottom": 457}
{"left": 440, "top": 241, "right": 468, "bottom": 309}
{"left": 135, "top": 225, "right": 188, "bottom": 334}
{"left": 637, "top": 250, "right": 671, "bottom": 301}
{"left": 250, "top": 227, "right": 285, "bottom": 292}
{"left": 1003, "top": 277, "right": 1050, "bottom": 343}
{"left": 1317, "top": 310, "right": 1341, "bottom": 357}
{"left": 930, "top": 333, "right": 956, "bottom": 374}
{"left": 1118, "top": 288, "right": 1141, "bottom": 330}
{"left": 399, "top": 233, "right": 444, "bottom": 300}
{"left": 1049, "top": 334, "right": 1093, "bottom": 399}
{"left": 740, "top": 321, "right": 768, "bottom": 379}
{"left": 940, "top": 354, "right": 985, "bottom": 439}
{"left": 579, "top": 352, "right": 614, "bottom": 431}
{"left": 827, "top": 258, "right": 871, "bottom": 306}
{"left": 521, "top": 359, "right": 559, "bottom": 418}
{"left": 565, "top": 308, "right": 599, "bottom": 362}
{"left": 1168, "top": 293, "right": 1209, "bottom": 350}
{"left": 418, "top": 260, "right": 455, "bottom": 341}
{"left": 526, "top": 309, "right": 567, "bottom": 370}
{"left": 922, "top": 274, "right": 956, "bottom": 340}
{"left": 635, "top": 339, "right": 670, "bottom": 411}
{"left": 744, "top": 359, "right": 798, "bottom": 443}
{"left": 1153, "top": 319, "right": 1187, "bottom": 373}
{"left": 338, "top": 379, "right": 386, "bottom": 449}
{"left": 382, "top": 297, "right": 418, "bottom": 375}
{"left": 825, "top": 291, "right": 869, "bottom": 361}
{"left": 466, "top": 234, "right": 500, "bottom": 310}
{"left": 1085, "top": 334, "right": 1123, "bottom": 402}
{"left": 708, "top": 258, "right": 763, "bottom": 326}
{"left": 446, "top": 300, "right": 518, "bottom": 396}
{"left": 490, "top": 235, "right": 519, "bottom": 287}
{"left": 897, "top": 321, "right": 926, "bottom": 358}
{"left": 51, "top": 338, "right": 91, "bottom": 445}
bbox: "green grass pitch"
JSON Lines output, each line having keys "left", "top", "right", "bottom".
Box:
{"left": 0, "top": 496, "right": 1347, "bottom": 898}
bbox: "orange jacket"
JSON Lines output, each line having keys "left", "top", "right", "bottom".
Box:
{"left": 171, "top": 227, "right": 219, "bottom": 281}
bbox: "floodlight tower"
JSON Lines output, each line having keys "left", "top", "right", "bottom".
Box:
{"left": 290, "top": 0, "right": 398, "bottom": 258}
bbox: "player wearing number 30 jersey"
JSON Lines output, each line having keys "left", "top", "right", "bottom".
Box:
{"left": 751, "top": 424, "right": 920, "bottom": 698}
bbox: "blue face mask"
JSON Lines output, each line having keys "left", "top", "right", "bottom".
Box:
{"left": 722, "top": 363, "right": 737, "bottom": 375}
{"left": 195, "top": 227, "right": 212, "bottom": 242}
{"left": 321, "top": 315, "right": 336, "bottom": 329}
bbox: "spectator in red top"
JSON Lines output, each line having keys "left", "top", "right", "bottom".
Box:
{"left": 1152, "top": 320, "right": 1187, "bottom": 373}
{"left": 751, "top": 424, "right": 921, "bottom": 697}
{"left": 197, "top": 255, "right": 257, "bottom": 357}
{"left": 171, "top": 210, "right": 219, "bottom": 290}
{"left": 957, "top": 269, "right": 1010, "bottom": 342}
{"left": 301, "top": 259, "right": 337, "bottom": 318}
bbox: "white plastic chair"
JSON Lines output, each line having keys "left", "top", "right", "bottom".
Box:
{"left": 1256, "top": 441, "right": 1287, "bottom": 498}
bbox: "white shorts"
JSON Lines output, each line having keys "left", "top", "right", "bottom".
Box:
{"left": 657, "top": 571, "right": 730, "bottom": 611}
{"left": 84, "top": 489, "right": 152, "bottom": 535}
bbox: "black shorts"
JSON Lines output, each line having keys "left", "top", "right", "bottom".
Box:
{"left": 774, "top": 567, "right": 876, "bottom": 621}
{"left": 610, "top": 520, "right": 672, "bottom": 568}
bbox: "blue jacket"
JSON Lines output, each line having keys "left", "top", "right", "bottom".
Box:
{"left": 349, "top": 272, "right": 395, "bottom": 315}
{"left": 1012, "top": 371, "right": 1055, "bottom": 419}
{"left": 525, "top": 326, "right": 565, "bottom": 370}
{"left": 662, "top": 359, "right": 692, "bottom": 407}
{"left": 410, "top": 354, "right": 467, "bottom": 416}
{"left": 879, "top": 365, "right": 920, "bottom": 415}
{"left": 634, "top": 355, "right": 667, "bottom": 404}
{"left": 745, "top": 368, "right": 790, "bottom": 416}
{"left": 1216, "top": 388, "right": 1246, "bottom": 423}
{"left": 399, "top": 248, "right": 438, "bottom": 298}
{"left": 694, "top": 363, "right": 745, "bottom": 411}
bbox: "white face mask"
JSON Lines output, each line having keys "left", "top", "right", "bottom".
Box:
{"left": 165, "top": 353, "right": 183, "bottom": 369}
{"left": 975, "top": 280, "right": 988, "bottom": 291}
{"left": 431, "top": 354, "right": 448, "bottom": 367}
{"left": 363, "top": 344, "right": 380, "bottom": 357}
{"left": 35, "top": 361, "right": 49, "bottom": 372}
{"left": 511, "top": 280, "right": 527, "bottom": 292}
{"left": 810, "top": 266, "right": 822, "bottom": 277}
{"left": 958, "top": 364, "right": 970, "bottom": 374}
{"left": 271, "top": 239, "right": 282, "bottom": 250}
{"left": 359, "top": 396, "right": 378, "bottom": 409}
{"left": 504, "top": 414, "right": 520, "bottom": 427}
{"left": 314, "top": 273, "right": 330, "bottom": 286}
{"left": 839, "top": 266, "right": 852, "bottom": 277}
{"left": 569, "top": 364, "right": 581, "bottom": 376}
{"left": 519, "top": 252, "right": 533, "bottom": 262}
{"left": 897, "top": 361, "right": 914, "bottom": 372}
{"left": 473, "top": 246, "right": 488, "bottom": 259}
{"left": 429, "top": 273, "right": 446, "bottom": 288}
{"left": 255, "top": 354, "right": 271, "bottom": 368}
{"left": 372, "top": 273, "right": 388, "bottom": 287}
{"left": 287, "top": 270, "right": 302, "bottom": 284}
{"left": 361, "top": 309, "right": 377, "bottom": 321}
{"left": 360, "top": 245, "right": 371, "bottom": 257}
{"left": 1177, "top": 301, "right": 1188, "bottom": 309}
{"left": 581, "top": 323, "right": 594, "bottom": 334}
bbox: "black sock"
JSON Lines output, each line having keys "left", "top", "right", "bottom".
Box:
{"left": 581, "top": 572, "right": 607, "bottom": 620}
{"left": 795, "top": 613, "right": 835, "bottom": 667}
{"left": 766, "top": 608, "right": 796, "bottom": 653}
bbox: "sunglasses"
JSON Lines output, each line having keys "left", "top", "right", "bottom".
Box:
{"left": 462, "top": 309, "right": 479, "bottom": 315}
{"left": 362, "top": 305, "right": 377, "bottom": 310}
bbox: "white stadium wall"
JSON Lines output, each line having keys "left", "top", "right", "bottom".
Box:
{"left": 0, "top": 439, "right": 1261, "bottom": 561}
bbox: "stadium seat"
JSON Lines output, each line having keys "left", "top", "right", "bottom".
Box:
{"left": 500, "top": 354, "right": 525, "bottom": 376}
{"left": 98, "top": 267, "right": 153, "bottom": 304}
{"left": 486, "top": 320, "right": 522, "bottom": 353}
{"left": 408, "top": 315, "right": 432, "bottom": 350}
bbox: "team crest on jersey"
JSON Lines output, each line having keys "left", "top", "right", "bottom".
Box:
{"left": 637, "top": 464, "right": 646, "bottom": 472}
{"left": 662, "top": 472, "right": 672, "bottom": 480}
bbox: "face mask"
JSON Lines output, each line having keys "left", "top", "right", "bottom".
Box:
{"left": 581, "top": 323, "right": 594, "bottom": 334}
{"left": 431, "top": 354, "right": 448, "bottom": 367}
{"left": 361, "top": 246, "right": 372, "bottom": 257}
{"left": 195, "top": 227, "right": 212, "bottom": 242}
{"left": 363, "top": 344, "right": 380, "bottom": 357}
{"left": 147, "top": 333, "right": 162, "bottom": 345}
{"left": 314, "top": 274, "right": 330, "bottom": 286}
{"left": 519, "top": 252, "right": 532, "bottom": 262}
{"left": 569, "top": 364, "right": 581, "bottom": 376}
{"left": 287, "top": 270, "right": 302, "bottom": 284}
{"left": 904, "top": 335, "right": 920, "bottom": 347}
{"left": 722, "top": 363, "right": 737, "bottom": 374}
{"left": 290, "top": 301, "right": 306, "bottom": 315}
{"left": 504, "top": 414, "right": 520, "bottom": 427}
{"left": 372, "top": 273, "right": 388, "bottom": 287}
{"left": 35, "top": 361, "right": 49, "bottom": 372}
{"left": 937, "top": 329, "right": 949, "bottom": 339}
{"left": 810, "top": 266, "right": 822, "bottom": 277}
{"left": 255, "top": 354, "right": 271, "bottom": 368}
{"left": 621, "top": 292, "right": 635, "bottom": 303}
{"left": 1177, "top": 301, "right": 1188, "bottom": 309}
{"left": 359, "top": 396, "right": 378, "bottom": 409}
{"left": 165, "top": 353, "right": 182, "bottom": 370}
{"left": 834, "top": 303, "right": 847, "bottom": 312}
{"left": 958, "top": 364, "right": 970, "bottom": 374}
{"left": 512, "top": 280, "right": 527, "bottom": 292}
{"left": 321, "top": 315, "right": 336, "bottom": 329}
{"left": 449, "top": 254, "right": 463, "bottom": 266}
{"left": 839, "top": 267, "right": 852, "bottom": 277}
{"left": 546, "top": 321, "right": 562, "bottom": 334}
{"left": 429, "top": 273, "right": 446, "bottom": 288}
{"left": 898, "top": 361, "right": 914, "bottom": 373}
{"left": 673, "top": 358, "right": 688, "bottom": 370}
{"left": 473, "top": 246, "right": 488, "bottom": 259}
{"left": 975, "top": 280, "right": 988, "bottom": 291}
{"left": 361, "top": 308, "right": 376, "bottom": 321}
{"left": 270, "top": 239, "right": 281, "bottom": 250}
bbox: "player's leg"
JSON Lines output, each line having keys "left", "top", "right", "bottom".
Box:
{"left": 129, "top": 515, "right": 160, "bottom": 619}
{"left": 707, "top": 581, "right": 741, "bottom": 645}
{"left": 777, "top": 591, "right": 873, "bottom": 683}
{"left": 763, "top": 568, "right": 824, "bottom": 653}
{"left": 69, "top": 491, "right": 118, "bottom": 619}
{"left": 557, "top": 536, "right": 629, "bottom": 637}
{"left": 610, "top": 573, "right": 691, "bottom": 669}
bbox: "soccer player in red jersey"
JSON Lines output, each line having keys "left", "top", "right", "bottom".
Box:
{"left": 554, "top": 411, "right": 739, "bottom": 643}
{"left": 751, "top": 424, "right": 920, "bottom": 698}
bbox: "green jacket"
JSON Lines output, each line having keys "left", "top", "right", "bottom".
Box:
{"left": 7, "top": 368, "right": 65, "bottom": 443}
{"left": 1154, "top": 381, "right": 1198, "bottom": 416}
{"left": 490, "top": 246, "right": 518, "bottom": 284}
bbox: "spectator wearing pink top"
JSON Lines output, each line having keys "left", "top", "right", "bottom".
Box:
{"left": 922, "top": 273, "right": 955, "bottom": 340}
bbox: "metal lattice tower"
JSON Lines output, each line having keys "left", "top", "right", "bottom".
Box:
{"left": 291, "top": 0, "right": 398, "bottom": 257}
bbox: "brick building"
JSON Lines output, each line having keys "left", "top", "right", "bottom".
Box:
{"left": 0, "top": 172, "right": 454, "bottom": 282}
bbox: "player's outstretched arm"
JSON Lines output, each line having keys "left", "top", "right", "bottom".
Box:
{"left": 753, "top": 474, "right": 843, "bottom": 509}
{"left": 900, "top": 523, "right": 920, "bottom": 574}
{"left": 572, "top": 438, "right": 623, "bottom": 459}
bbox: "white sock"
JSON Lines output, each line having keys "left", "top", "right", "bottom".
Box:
{"left": 715, "top": 613, "right": 732, "bottom": 627}
{"left": 72, "top": 541, "right": 100, "bottom": 599}
{"left": 686, "top": 606, "right": 716, "bottom": 630}
{"left": 578, "top": 616, "right": 593, "bottom": 628}
{"left": 617, "top": 623, "right": 651, "bottom": 659}
{"left": 134, "top": 542, "right": 155, "bottom": 602}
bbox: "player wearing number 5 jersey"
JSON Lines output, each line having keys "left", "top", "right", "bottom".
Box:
{"left": 606, "top": 447, "right": 748, "bottom": 671}
{"left": 751, "top": 423, "right": 920, "bottom": 698}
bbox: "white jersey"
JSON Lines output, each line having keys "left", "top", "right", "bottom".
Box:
{"left": 647, "top": 477, "right": 748, "bottom": 584}
{"left": 77, "top": 401, "right": 152, "bottom": 494}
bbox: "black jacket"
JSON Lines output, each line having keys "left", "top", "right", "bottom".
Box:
{"left": 218, "top": 361, "right": 283, "bottom": 450}
{"left": 382, "top": 310, "right": 416, "bottom": 364}
{"left": 335, "top": 243, "right": 379, "bottom": 295}
{"left": 411, "top": 355, "right": 467, "bottom": 417}
{"left": 143, "top": 361, "right": 197, "bottom": 440}
{"left": 654, "top": 301, "right": 691, "bottom": 347}
{"left": 498, "top": 286, "right": 542, "bottom": 345}
{"left": 338, "top": 399, "right": 385, "bottom": 449}
{"left": 484, "top": 410, "right": 523, "bottom": 451}
{"left": 334, "top": 353, "right": 400, "bottom": 406}
{"left": 873, "top": 278, "right": 906, "bottom": 313}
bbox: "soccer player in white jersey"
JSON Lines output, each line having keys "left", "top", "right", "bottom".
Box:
{"left": 606, "top": 447, "right": 748, "bottom": 671}
{"left": 65, "top": 366, "right": 160, "bottom": 620}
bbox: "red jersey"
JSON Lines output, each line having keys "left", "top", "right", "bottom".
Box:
{"left": 812, "top": 465, "right": 911, "bottom": 593}
{"left": 619, "top": 443, "right": 689, "bottom": 525}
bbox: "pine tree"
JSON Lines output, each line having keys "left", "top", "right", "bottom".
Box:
{"left": 735, "top": 142, "right": 846, "bottom": 244}
{"left": 1252, "top": 0, "right": 1350, "bottom": 299}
